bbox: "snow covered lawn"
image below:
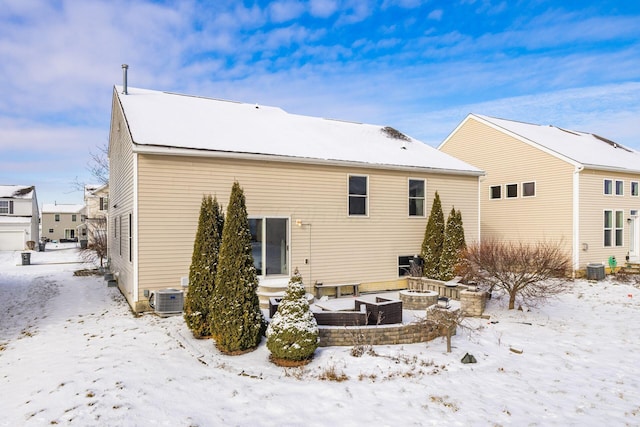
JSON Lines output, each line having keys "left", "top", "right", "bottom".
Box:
{"left": 1, "top": 244, "right": 640, "bottom": 425}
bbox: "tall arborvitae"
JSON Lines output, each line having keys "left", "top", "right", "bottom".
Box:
{"left": 421, "top": 191, "right": 445, "bottom": 279}
{"left": 183, "top": 195, "right": 224, "bottom": 338}
{"left": 211, "top": 181, "right": 264, "bottom": 354}
{"left": 439, "top": 207, "right": 466, "bottom": 281}
{"left": 266, "top": 269, "right": 319, "bottom": 364}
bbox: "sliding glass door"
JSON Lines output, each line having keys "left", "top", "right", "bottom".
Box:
{"left": 249, "top": 217, "right": 288, "bottom": 276}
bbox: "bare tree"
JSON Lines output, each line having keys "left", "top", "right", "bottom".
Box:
{"left": 80, "top": 217, "right": 108, "bottom": 269}
{"left": 87, "top": 144, "right": 109, "bottom": 186}
{"left": 415, "top": 308, "right": 470, "bottom": 353}
{"left": 462, "top": 240, "right": 571, "bottom": 310}
{"left": 73, "top": 143, "right": 109, "bottom": 191}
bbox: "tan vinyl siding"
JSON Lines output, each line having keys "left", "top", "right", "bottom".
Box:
{"left": 135, "top": 154, "right": 479, "bottom": 300}
{"left": 107, "top": 93, "right": 136, "bottom": 306}
{"left": 41, "top": 212, "right": 82, "bottom": 241}
{"left": 578, "top": 169, "right": 640, "bottom": 268}
{"left": 441, "top": 117, "right": 575, "bottom": 256}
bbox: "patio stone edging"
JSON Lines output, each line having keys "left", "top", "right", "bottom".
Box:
{"left": 317, "top": 321, "right": 454, "bottom": 347}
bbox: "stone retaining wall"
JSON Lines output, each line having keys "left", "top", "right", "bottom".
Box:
{"left": 318, "top": 321, "right": 455, "bottom": 347}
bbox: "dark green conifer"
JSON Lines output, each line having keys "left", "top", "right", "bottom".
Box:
{"left": 211, "top": 181, "right": 264, "bottom": 353}
{"left": 439, "top": 207, "right": 466, "bottom": 281}
{"left": 183, "top": 195, "right": 224, "bottom": 338}
{"left": 266, "top": 269, "right": 319, "bottom": 363}
{"left": 421, "top": 191, "right": 445, "bottom": 279}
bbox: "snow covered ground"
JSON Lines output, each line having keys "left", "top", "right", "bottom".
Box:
{"left": 1, "top": 244, "right": 640, "bottom": 426}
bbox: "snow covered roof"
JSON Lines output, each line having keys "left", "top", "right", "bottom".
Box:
{"left": 42, "top": 204, "right": 85, "bottom": 214}
{"left": 0, "top": 185, "right": 35, "bottom": 199}
{"left": 115, "top": 86, "right": 482, "bottom": 175}
{"left": 471, "top": 114, "right": 640, "bottom": 173}
{"left": 84, "top": 184, "right": 107, "bottom": 198}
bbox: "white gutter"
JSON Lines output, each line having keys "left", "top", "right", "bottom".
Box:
{"left": 131, "top": 144, "right": 485, "bottom": 177}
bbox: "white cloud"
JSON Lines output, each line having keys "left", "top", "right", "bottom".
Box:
{"left": 268, "top": 0, "right": 306, "bottom": 23}
{"left": 309, "top": 0, "right": 339, "bottom": 18}
{"left": 428, "top": 9, "right": 443, "bottom": 20}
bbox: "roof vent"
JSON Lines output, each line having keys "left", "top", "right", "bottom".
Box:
{"left": 121, "top": 64, "right": 129, "bottom": 95}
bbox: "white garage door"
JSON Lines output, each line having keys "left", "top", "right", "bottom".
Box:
{"left": 0, "top": 230, "right": 25, "bottom": 251}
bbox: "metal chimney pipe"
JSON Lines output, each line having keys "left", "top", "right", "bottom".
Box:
{"left": 121, "top": 64, "right": 129, "bottom": 95}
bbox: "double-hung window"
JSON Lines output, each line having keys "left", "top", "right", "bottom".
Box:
{"left": 0, "top": 200, "right": 9, "bottom": 214}
{"left": 348, "top": 175, "right": 368, "bottom": 216}
{"left": 604, "top": 210, "right": 624, "bottom": 247}
{"left": 408, "top": 179, "right": 425, "bottom": 216}
{"left": 604, "top": 179, "right": 613, "bottom": 195}
{"left": 631, "top": 182, "right": 639, "bottom": 197}
{"left": 615, "top": 180, "right": 624, "bottom": 196}
{"left": 55, "top": 214, "right": 60, "bottom": 222}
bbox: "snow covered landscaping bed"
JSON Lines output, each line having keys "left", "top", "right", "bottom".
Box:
{"left": 2, "top": 246, "right": 640, "bottom": 425}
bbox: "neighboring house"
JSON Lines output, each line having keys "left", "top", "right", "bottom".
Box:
{"left": 439, "top": 114, "right": 640, "bottom": 273}
{"left": 0, "top": 185, "right": 39, "bottom": 250}
{"left": 82, "top": 184, "right": 109, "bottom": 245}
{"left": 41, "top": 203, "right": 85, "bottom": 242}
{"left": 108, "top": 86, "right": 483, "bottom": 312}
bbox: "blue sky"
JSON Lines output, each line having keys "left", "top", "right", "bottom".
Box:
{"left": 1, "top": 0, "right": 639, "bottom": 205}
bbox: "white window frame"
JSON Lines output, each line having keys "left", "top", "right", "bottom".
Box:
{"left": 615, "top": 180, "right": 624, "bottom": 196}
{"left": 631, "top": 181, "right": 639, "bottom": 197}
{"left": 615, "top": 209, "right": 624, "bottom": 247}
{"left": 249, "top": 216, "right": 290, "bottom": 277}
{"left": 348, "top": 174, "right": 369, "bottom": 217}
{"left": 604, "top": 179, "right": 613, "bottom": 195}
{"left": 489, "top": 185, "right": 501, "bottom": 200}
{"left": 408, "top": 178, "right": 425, "bottom": 217}
{"left": 604, "top": 210, "right": 613, "bottom": 247}
{"left": 604, "top": 209, "right": 625, "bottom": 247}
{"left": 522, "top": 181, "right": 536, "bottom": 198}
{"left": 0, "top": 200, "right": 8, "bottom": 214}
{"left": 505, "top": 183, "right": 518, "bottom": 199}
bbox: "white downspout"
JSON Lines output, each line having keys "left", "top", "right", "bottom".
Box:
{"left": 477, "top": 175, "right": 484, "bottom": 244}
{"left": 572, "top": 165, "right": 584, "bottom": 276}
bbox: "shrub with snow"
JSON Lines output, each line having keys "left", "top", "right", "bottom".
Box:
{"left": 439, "top": 207, "right": 466, "bottom": 281}
{"left": 266, "top": 270, "right": 319, "bottom": 363}
{"left": 183, "top": 195, "right": 224, "bottom": 338}
{"left": 211, "top": 181, "right": 264, "bottom": 353}
{"left": 421, "top": 191, "right": 445, "bottom": 279}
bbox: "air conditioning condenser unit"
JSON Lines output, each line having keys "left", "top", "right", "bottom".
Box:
{"left": 151, "top": 288, "right": 184, "bottom": 316}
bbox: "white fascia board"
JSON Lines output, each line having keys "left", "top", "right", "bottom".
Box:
{"left": 463, "top": 114, "right": 584, "bottom": 170}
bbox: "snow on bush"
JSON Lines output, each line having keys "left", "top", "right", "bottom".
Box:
{"left": 266, "top": 270, "right": 319, "bottom": 362}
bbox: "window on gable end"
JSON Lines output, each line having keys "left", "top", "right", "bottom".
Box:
{"left": 490, "top": 186, "right": 501, "bottom": 199}
{"left": 522, "top": 182, "right": 535, "bottom": 197}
